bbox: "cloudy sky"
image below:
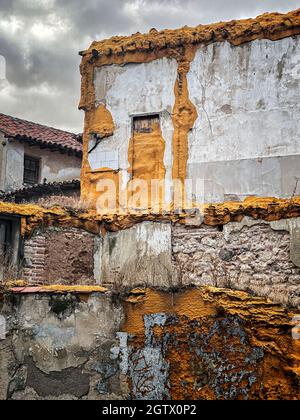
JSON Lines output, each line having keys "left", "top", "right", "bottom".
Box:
{"left": 0, "top": 0, "right": 299, "bottom": 133}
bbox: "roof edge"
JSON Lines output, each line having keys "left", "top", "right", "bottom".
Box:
{"left": 7, "top": 134, "right": 83, "bottom": 156}
{"left": 80, "top": 8, "right": 300, "bottom": 59}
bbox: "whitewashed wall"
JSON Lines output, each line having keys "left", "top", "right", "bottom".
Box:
{"left": 3, "top": 140, "right": 81, "bottom": 191}
{"left": 93, "top": 58, "right": 177, "bottom": 200}
{"left": 92, "top": 36, "right": 300, "bottom": 201}
{"left": 187, "top": 36, "right": 300, "bottom": 200}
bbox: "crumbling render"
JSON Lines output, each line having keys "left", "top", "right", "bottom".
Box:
{"left": 0, "top": 286, "right": 299, "bottom": 400}
{"left": 2, "top": 196, "right": 300, "bottom": 237}
{"left": 78, "top": 8, "right": 300, "bottom": 208}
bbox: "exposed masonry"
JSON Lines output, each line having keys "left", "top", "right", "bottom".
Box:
{"left": 23, "top": 227, "right": 96, "bottom": 284}
{"left": 20, "top": 218, "right": 300, "bottom": 309}
{"left": 0, "top": 289, "right": 298, "bottom": 400}
{"left": 94, "top": 219, "right": 300, "bottom": 309}
{"left": 22, "top": 234, "right": 46, "bottom": 283}
{"left": 173, "top": 221, "right": 300, "bottom": 309}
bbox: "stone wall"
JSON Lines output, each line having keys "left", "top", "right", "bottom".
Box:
{"left": 23, "top": 227, "right": 96, "bottom": 284}
{"left": 172, "top": 223, "right": 300, "bottom": 309}
{"left": 14, "top": 216, "right": 300, "bottom": 310}
{"left": 95, "top": 220, "right": 300, "bottom": 310}
{"left": 0, "top": 287, "right": 298, "bottom": 400}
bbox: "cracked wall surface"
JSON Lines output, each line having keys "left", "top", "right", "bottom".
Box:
{"left": 79, "top": 8, "right": 300, "bottom": 209}
{"left": 0, "top": 287, "right": 299, "bottom": 400}
{"left": 1, "top": 200, "right": 300, "bottom": 310}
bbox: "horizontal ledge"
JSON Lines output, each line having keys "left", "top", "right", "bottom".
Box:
{"left": 6, "top": 285, "right": 108, "bottom": 294}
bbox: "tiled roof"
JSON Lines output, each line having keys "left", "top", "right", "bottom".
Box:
{"left": 0, "top": 113, "right": 82, "bottom": 155}
{"left": 0, "top": 179, "right": 80, "bottom": 202}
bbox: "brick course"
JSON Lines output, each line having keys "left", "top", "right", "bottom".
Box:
{"left": 22, "top": 228, "right": 95, "bottom": 284}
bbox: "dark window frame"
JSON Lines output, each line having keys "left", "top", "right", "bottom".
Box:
{"left": 132, "top": 113, "right": 161, "bottom": 134}
{"left": 0, "top": 215, "right": 22, "bottom": 280}
{"left": 0, "top": 219, "right": 12, "bottom": 256}
{"left": 24, "top": 155, "right": 40, "bottom": 185}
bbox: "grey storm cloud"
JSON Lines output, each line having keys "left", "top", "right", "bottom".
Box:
{"left": 0, "top": 0, "right": 299, "bottom": 132}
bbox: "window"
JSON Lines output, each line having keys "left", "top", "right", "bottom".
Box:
{"left": 133, "top": 114, "right": 160, "bottom": 134}
{"left": 24, "top": 155, "right": 40, "bottom": 185}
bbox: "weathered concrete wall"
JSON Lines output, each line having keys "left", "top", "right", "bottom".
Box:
{"left": 0, "top": 287, "right": 299, "bottom": 400}
{"left": 23, "top": 227, "right": 96, "bottom": 284}
{"left": 97, "top": 222, "right": 173, "bottom": 288}
{"left": 187, "top": 36, "right": 300, "bottom": 201}
{"left": 0, "top": 292, "right": 125, "bottom": 400}
{"left": 4, "top": 140, "right": 81, "bottom": 191}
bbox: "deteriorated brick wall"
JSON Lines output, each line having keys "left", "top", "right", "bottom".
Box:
{"left": 23, "top": 228, "right": 95, "bottom": 284}
{"left": 22, "top": 234, "right": 46, "bottom": 284}
{"left": 172, "top": 224, "right": 300, "bottom": 309}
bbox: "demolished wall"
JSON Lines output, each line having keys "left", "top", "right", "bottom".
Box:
{"left": 1, "top": 9, "right": 300, "bottom": 401}
{"left": 0, "top": 200, "right": 300, "bottom": 399}
{"left": 0, "top": 199, "right": 300, "bottom": 309}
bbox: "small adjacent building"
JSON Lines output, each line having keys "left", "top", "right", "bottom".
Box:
{"left": 0, "top": 113, "right": 82, "bottom": 279}
{"left": 0, "top": 112, "right": 82, "bottom": 195}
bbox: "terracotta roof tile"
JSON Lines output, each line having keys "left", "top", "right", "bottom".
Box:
{"left": 0, "top": 113, "right": 82, "bottom": 154}
{"left": 0, "top": 179, "right": 80, "bottom": 201}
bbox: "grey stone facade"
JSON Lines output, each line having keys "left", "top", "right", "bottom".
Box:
{"left": 173, "top": 223, "right": 300, "bottom": 309}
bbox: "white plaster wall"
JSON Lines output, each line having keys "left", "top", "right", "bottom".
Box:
{"left": 0, "top": 131, "right": 7, "bottom": 191}
{"left": 187, "top": 36, "right": 300, "bottom": 200}
{"left": 4, "top": 140, "right": 81, "bottom": 191}
{"left": 188, "top": 37, "right": 300, "bottom": 163}
{"left": 23, "top": 143, "right": 81, "bottom": 184}
{"left": 5, "top": 140, "right": 24, "bottom": 190}
{"left": 93, "top": 58, "right": 177, "bottom": 201}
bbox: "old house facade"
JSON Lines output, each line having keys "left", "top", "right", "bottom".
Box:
{"left": 79, "top": 9, "right": 300, "bottom": 209}
{"left": 0, "top": 113, "right": 82, "bottom": 196}
{"left": 0, "top": 113, "right": 82, "bottom": 280}
{"left": 0, "top": 9, "right": 300, "bottom": 400}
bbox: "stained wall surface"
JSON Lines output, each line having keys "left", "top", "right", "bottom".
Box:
{"left": 0, "top": 288, "right": 298, "bottom": 400}
{"left": 86, "top": 34, "right": 300, "bottom": 205}
{"left": 23, "top": 227, "right": 97, "bottom": 285}
{"left": 97, "top": 222, "right": 173, "bottom": 287}
{"left": 90, "top": 58, "right": 177, "bottom": 203}
{"left": 187, "top": 36, "right": 300, "bottom": 200}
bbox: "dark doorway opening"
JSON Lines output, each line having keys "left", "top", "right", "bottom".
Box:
{"left": 0, "top": 216, "right": 22, "bottom": 281}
